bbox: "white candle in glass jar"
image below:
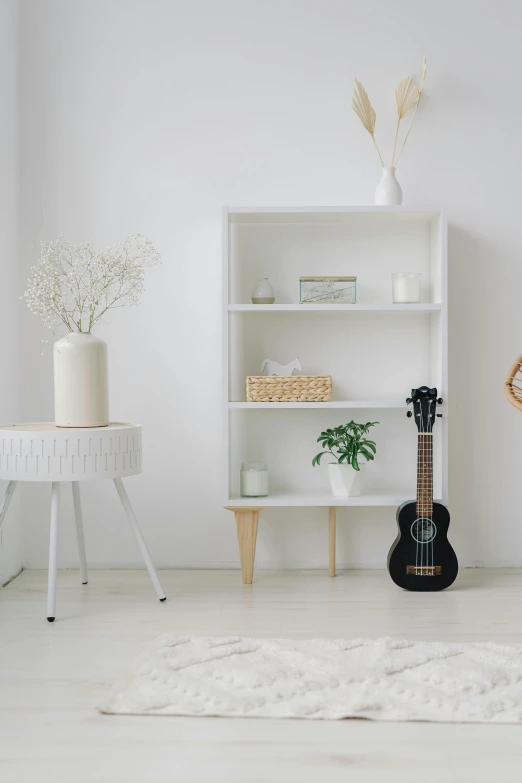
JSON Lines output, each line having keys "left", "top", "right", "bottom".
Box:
{"left": 240, "top": 463, "right": 269, "bottom": 497}
{"left": 392, "top": 273, "right": 421, "bottom": 303}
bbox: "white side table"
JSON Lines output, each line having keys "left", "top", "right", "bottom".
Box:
{"left": 0, "top": 422, "right": 166, "bottom": 621}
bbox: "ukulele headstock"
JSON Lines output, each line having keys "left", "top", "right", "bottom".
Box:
{"left": 406, "top": 387, "right": 441, "bottom": 433}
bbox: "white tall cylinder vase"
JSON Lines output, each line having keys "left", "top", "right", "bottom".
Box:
{"left": 54, "top": 332, "right": 109, "bottom": 427}
{"left": 375, "top": 167, "right": 403, "bottom": 206}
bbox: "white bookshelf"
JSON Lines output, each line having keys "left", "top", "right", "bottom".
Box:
{"left": 228, "top": 401, "right": 406, "bottom": 409}
{"left": 223, "top": 206, "right": 448, "bottom": 580}
{"left": 229, "top": 303, "right": 441, "bottom": 312}
{"left": 228, "top": 493, "right": 414, "bottom": 507}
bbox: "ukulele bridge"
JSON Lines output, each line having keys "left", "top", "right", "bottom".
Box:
{"left": 406, "top": 565, "right": 442, "bottom": 576}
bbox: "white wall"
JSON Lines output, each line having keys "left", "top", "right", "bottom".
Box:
{"left": 0, "top": 0, "right": 22, "bottom": 586}
{"left": 18, "top": 0, "right": 522, "bottom": 570}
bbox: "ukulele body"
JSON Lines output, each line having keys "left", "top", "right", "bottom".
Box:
{"left": 387, "top": 500, "right": 458, "bottom": 592}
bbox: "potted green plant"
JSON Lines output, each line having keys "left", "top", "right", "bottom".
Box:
{"left": 312, "top": 421, "right": 378, "bottom": 497}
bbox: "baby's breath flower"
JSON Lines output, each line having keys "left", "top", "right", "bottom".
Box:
{"left": 24, "top": 234, "right": 161, "bottom": 333}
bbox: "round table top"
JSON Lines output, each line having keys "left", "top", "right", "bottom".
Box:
{"left": 0, "top": 422, "right": 142, "bottom": 481}
{"left": 0, "top": 422, "right": 139, "bottom": 433}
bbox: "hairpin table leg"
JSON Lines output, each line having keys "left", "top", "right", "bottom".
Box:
{"left": 113, "top": 478, "right": 166, "bottom": 601}
{"left": 72, "top": 482, "right": 88, "bottom": 585}
{"left": 0, "top": 481, "right": 17, "bottom": 535}
{"left": 47, "top": 482, "right": 60, "bottom": 622}
{"left": 329, "top": 507, "right": 336, "bottom": 577}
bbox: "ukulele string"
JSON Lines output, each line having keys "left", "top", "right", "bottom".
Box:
{"left": 422, "top": 403, "right": 430, "bottom": 572}
{"left": 421, "top": 402, "right": 431, "bottom": 576}
{"left": 419, "top": 403, "right": 425, "bottom": 573}
{"left": 430, "top": 403, "right": 437, "bottom": 566}
{"left": 415, "top": 419, "right": 418, "bottom": 572}
{"left": 421, "top": 404, "right": 429, "bottom": 576}
{"left": 427, "top": 402, "right": 435, "bottom": 569}
{"left": 430, "top": 403, "right": 437, "bottom": 567}
{"left": 415, "top": 403, "right": 420, "bottom": 573}
{"left": 411, "top": 392, "right": 438, "bottom": 578}
{"left": 422, "top": 404, "right": 429, "bottom": 575}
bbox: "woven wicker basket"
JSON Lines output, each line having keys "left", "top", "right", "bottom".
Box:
{"left": 246, "top": 375, "right": 332, "bottom": 403}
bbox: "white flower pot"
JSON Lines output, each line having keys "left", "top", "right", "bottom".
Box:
{"left": 375, "top": 167, "right": 403, "bottom": 206}
{"left": 54, "top": 332, "right": 109, "bottom": 427}
{"left": 327, "top": 463, "right": 366, "bottom": 497}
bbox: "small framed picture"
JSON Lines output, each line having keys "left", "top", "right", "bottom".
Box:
{"left": 300, "top": 276, "right": 357, "bottom": 304}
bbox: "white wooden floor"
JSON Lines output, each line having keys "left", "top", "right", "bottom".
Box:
{"left": 1, "top": 568, "right": 522, "bottom": 782}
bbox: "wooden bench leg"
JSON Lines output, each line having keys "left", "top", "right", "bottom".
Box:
{"left": 329, "top": 506, "right": 336, "bottom": 577}
{"left": 226, "top": 507, "right": 265, "bottom": 584}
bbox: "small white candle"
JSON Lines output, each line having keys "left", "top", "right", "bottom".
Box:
{"left": 392, "top": 273, "right": 421, "bottom": 303}
{"left": 240, "top": 463, "right": 269, "bottom": 497}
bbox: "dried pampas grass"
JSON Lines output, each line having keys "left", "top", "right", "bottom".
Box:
{"left": 418, "top": 53, "right": 427, "bottom": 95}
{"left": 353, "top": 79, "right": 376, "bottom": 133}
{"left": 395, "top": 54, "right": 427, "bottom": 166}
{"left": 395, "top": 77, "right": 419, "bottom": 119}
{"left": 352, "top": 54, "right": 427, "bottom": 169}
{"left": 352, "top": 79, "right": 384, "bottom": 166}
{"left": 392, "top": 76, "right": 419, "bottom": 164}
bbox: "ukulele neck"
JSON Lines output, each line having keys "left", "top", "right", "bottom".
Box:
{"left": 416, "top": 433, "right": 433, "bottom": 517}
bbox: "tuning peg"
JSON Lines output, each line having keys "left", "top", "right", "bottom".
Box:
{"left": 437, "top": 414, "right": 442, "bottom": 417}
{"left": 437, "top": 398, "right": 443, "bottom": 404}
{"left": 406, "top": 411, "right": 413, "bottom": 418}
{"left": 406, "top": 397, "right": 412, "bottom": 404}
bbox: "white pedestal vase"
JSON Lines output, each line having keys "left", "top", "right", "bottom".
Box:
{"left": 54, "top": 332, "right": 109, "bottom": 427}
{"left": 375, "top": 167, "right": 403, "bottom": 206}
{"left": 327, "top": 463, "right": 367, "bottom": 497}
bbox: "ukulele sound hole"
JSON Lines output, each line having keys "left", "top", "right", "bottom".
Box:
{"left": 411, "top": 518, "right": 437, "bottom": 544}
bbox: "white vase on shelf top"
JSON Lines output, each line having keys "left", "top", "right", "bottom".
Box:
{"left": 375, "top": 167, "right": 403, "bottom": 206}
{"left": 251, "top": 278, "right": 275, "bottom": 304}
{"left": 327, "top": 462, "right": 366, "bottom": 497}
{"left": 54, "top": 332, "right": 109, "bottom": 427}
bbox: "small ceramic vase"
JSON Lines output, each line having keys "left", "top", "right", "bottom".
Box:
{"left": 251, "top": 278, "right": 275, "bottom": 304}
{"left": 375, "top": 167, "right": 403, "bottom": 206}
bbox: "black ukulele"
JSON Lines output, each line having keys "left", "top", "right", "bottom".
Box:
{"left": 387, "top": 386, "right": 458, "bottom": 591}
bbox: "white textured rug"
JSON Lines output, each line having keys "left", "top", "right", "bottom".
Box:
{"left": 100, "top": 635, "right": 522, "bottom": 723}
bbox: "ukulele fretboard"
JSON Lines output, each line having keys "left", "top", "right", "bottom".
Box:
{"left": 416, "top": 433, "right": 433, "bottom": 516}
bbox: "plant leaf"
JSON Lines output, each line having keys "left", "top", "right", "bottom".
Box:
{"left": 352, "top": 79, "right": 376, "bottom": 134}
{"left": 395, "top": 76, "right": 419, "bottom": 119}
{"left": 312, "top": 452, "right": 329, "bottom": 467}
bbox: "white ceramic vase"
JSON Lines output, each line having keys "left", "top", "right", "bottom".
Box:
{"left": 54, "top": 332, "right": 109, "bottom": 427}
{"left": 251, "top": 278, "right": 275, "bottom": 304}
{"left": 375, "top": 167, "right": 403, "bottom": 206}
{"left": 327, "top": 463, "right": 366, "bottom": 497}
